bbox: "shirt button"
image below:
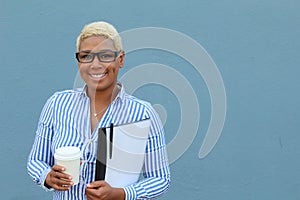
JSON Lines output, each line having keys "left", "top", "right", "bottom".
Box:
{"left": 81, "top": 160, "right": 87, "bottom": 164}
{"left": 87, "top": 139, "right": 92, "bottom": 144}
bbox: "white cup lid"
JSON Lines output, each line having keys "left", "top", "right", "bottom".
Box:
{"left": 54, "top": 146, "right": 81, "bottom": 160}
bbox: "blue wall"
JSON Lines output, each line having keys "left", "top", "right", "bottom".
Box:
{"left": 1, "top": 0, "right": 300, "bottom": 199}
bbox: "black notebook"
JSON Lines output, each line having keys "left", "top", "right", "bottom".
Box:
{"left": 95, "top": 118, "right": 150, "bottom": 187}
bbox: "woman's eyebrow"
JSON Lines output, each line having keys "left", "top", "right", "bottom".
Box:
{"left": 79, "top": 49, "right": 116, "bottom": 53}
{"left": 78, "top": 50, "right": 92, "bottom": 53}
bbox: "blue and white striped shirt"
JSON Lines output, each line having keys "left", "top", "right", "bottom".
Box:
{"left": 27, "top": 83, "right": 170, "bottom": 200}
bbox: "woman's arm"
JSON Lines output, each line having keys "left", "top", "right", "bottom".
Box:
{"left": 27, "top": 95, "right": 56, "bottom": 190}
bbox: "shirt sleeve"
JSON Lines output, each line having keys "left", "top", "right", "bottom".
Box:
{"left": 27, "top": 94, "right": 56, "bottom": 191}
{"left": 123, "top": 105, "right": 171, "bottom": 199}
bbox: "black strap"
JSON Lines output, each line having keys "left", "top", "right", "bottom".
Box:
{"left": 95, "top": 128, "right": 107, "bottom": 181}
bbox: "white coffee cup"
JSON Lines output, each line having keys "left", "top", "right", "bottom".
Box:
{"left": 54, "top": 146, "right": 81, "bottom": 185}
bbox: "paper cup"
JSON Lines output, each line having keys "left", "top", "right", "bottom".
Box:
{"left": 54, "top": 146, "right": 81, "bottom": 185}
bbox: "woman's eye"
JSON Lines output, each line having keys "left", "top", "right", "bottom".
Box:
{"left": 81, "top": 54, "right": 92, "bottom": 59}
{"left": 100, "top": 54, "right": 114, "bottom": 59}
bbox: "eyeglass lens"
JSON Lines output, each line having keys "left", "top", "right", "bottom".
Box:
{"left": 77, "top": 51, "right": 119, "bottom": 63}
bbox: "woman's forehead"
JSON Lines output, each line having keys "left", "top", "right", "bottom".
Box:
{"left": 79, "top": 35, "right": 115, "bottom": 51}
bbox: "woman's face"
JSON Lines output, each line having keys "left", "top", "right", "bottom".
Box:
{"left": 78, "top": 35, "right": 124, "bottom": 94}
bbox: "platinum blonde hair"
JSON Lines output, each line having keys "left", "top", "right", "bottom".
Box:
{"left": 76, "top": 21, "right": 123, "bottom": 52}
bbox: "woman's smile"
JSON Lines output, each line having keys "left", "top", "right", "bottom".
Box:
{"left": 89, "top": 71, "right": 108, "bottom": 81}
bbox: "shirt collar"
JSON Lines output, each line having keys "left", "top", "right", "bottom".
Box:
{"left": 115, "top": 82, "right": 125, "bottom": 102}
{"left": 80, "top": 82, "right": 125, "bottom": 102}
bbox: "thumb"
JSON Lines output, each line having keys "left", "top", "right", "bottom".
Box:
{"left": 87, "top": 180, "right": 106, "bottom": 188}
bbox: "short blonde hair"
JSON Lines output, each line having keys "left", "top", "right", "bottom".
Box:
{"left": 76, "top": 21, "right": 123, "bottom": 52}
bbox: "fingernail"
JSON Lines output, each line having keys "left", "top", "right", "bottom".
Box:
{"left": 61, "top": 167, "right": 65, "bottom": 171}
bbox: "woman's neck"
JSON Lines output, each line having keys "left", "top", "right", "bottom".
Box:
{"left": 88, "top": 83, "right": 120, "bottom": 110}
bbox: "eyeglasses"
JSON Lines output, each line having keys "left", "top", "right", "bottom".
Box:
{"left": 75, "top": 50, "right": 121, "bottom": 63}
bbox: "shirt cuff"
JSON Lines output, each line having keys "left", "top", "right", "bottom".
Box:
{"left": 123, "top": 185, "right": 137, "bottom": 200}
{"left": 40, "top": 167, "right": 54, "bottom": 191}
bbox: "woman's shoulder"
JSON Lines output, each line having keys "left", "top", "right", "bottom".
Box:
{"left": 46, "top": 89, "right": 83, "bottom": 104}
{"left": 122, "top": 93, "right": 161, "bottom": 119}
{"left": 53, "top": 89, "right": 82, "bottom": 96}
{"left": 124, "top": 93, "right": 152, "bottom": 109}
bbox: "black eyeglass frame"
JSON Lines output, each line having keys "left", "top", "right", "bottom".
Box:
{"left": 75, "top": 50, "right": 121, "bottom": 63}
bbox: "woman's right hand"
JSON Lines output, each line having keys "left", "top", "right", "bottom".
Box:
{"left": 45, "top": 165, "right": 74, "bottom": 191}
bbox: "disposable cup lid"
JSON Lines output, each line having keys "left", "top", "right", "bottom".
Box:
{"left": 54, "top": 146, "right": 81, "bottom": 161}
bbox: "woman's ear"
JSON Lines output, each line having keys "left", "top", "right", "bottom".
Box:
{"left": 119, "top": 50, "right": 125, "bottom": 68}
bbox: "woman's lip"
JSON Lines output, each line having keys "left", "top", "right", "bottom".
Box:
{"left": 89, "top": 72, "right": 107, "bottom": 81}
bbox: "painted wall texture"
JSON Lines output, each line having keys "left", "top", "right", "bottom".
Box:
{"left": 1, "top": 0, "right": 300, "bottom": 199}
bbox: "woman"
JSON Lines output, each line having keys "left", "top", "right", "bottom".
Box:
{"left": 27, "top": 21, "right": 170, "bottom": 200}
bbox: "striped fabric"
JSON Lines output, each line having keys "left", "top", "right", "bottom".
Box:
{"left": 27, "top": 83, "right": 170, "bottom": 200}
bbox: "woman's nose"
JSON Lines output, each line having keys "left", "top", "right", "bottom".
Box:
{"left": 90, "top": 56, "right": 105, "bottom": 69}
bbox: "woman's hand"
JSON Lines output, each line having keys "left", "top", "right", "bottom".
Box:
{"left": 45, "top": 165, "right": 73, "bottom": 191}
{"left": 85, "top": 181, "right": 125, "bottom": 200}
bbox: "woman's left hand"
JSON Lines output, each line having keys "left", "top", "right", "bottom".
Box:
{"left": 85, "top": 181, "right": 125, "bottom": 200}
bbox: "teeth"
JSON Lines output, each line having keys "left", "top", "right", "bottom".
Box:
{"left": 91, "top": 73, "right": 106, "bottom": 78}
